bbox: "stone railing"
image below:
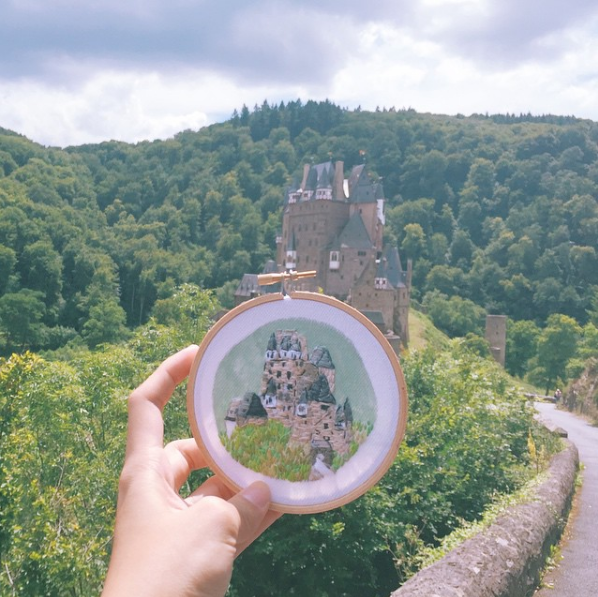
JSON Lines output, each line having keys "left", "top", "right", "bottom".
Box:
{"left": 390, "top": 441, "right": 579, "bottom": 597}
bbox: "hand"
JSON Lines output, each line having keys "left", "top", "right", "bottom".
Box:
{"left": 101, "top": 345, "right": 281, "bottom": 597}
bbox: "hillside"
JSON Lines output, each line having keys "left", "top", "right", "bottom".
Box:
{"left": 0, "top": 291, "right": 562, "bottom": 597}
{"left": 407, "top": 308, "right": 451, "bottom": 353}
{"left": 564, "top": 358, "right": 598, "bottom": 422}
{"left": 1, "top": 102, "right": 597, "bottom": 388}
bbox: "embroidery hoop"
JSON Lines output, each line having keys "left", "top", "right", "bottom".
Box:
{"left": 187, "top": 288, "right": 408, "bottom": 514}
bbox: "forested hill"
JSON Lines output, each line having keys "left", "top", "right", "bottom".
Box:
{"left": 1, "top": 101, "right": 597, "bottom": 377}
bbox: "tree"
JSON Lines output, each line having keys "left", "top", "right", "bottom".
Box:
{"left": 588, "top": 286, "right": 598, "bottom": 326}
{"left": 533, "top": 278, "right": 562, "bottom": 321}
{"left": 427, "top": 233, "right": 449, "bottom": 266}
{"left": 387, "top": 199, "right": 435, "bottom": 243}
{"left": 82, "top": 299, "right": 129, "bottom": 348}
{"left": 151, "top": 284, "right": 219, "bottom": 346}
{"left": 448, "top": 229, "right": 474, "bottom": 267}
{"left": 0, "top": 289, "right": 46, "bottom": 352}
{"left": 400, "top": 223, "right": 427, "bottom": 262}
{"left": 529, "top": 314, "right": 581, "bottom": 392}
{"left": 0, "top": 243, "right": 16, "bottom": 294}
{"left": 419, "top": 150, "right": 449, "bottom": 204}
{"left": 424, "top": 265, "right": 465, "bottom": 297}
{"left": 579, "top": 322, "right": 598, "bottom": 360}
{"left": 422, "top": 290, "right": 485, "bottom": 338}
{"left": 466, "top": 158, "right": 496, "bottom": 200}
{"left": 499, "top": 275, "right": 535, "bottom": 320}
{"left": 505, "top": 319, "right": 540, "bottom": 377}
{"left": 19, "top": 240, "right": 63, "bottom": 315}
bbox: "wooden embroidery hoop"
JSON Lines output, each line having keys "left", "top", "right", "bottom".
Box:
{"left": 187, "top": 276, "right": 408, "bottom": 514}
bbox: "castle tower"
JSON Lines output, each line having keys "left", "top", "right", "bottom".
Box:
{"left": 237, "top": 160, "right": 412, "bottom": 345}
{"left": 485, "top": 315, "right": 507, "bottom": 367}
{"left": 350, "top": 247, "right": 411, "bottom": 347}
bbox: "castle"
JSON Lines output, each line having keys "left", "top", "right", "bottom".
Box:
{"left": 224, "top": 329, "right": 354, "bottom": 478}
{"left": 235, "top": 161, "right": 412, "bottom": 346}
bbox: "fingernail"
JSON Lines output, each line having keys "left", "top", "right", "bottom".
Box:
{"left": 239, "top": 481, "right": 271, "bottom": 510}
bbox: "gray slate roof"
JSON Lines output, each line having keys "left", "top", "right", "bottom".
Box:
{"left": 377, "top": 246, "right": 408, "bottom": 288}
{"left": 360, "top": 310, "right": 386, "bottom": 326}
{"left": 336, "top": 212, "right": 373, "bottom": 249}
{"left": 347, "top": 164, "right": 379, "bottom": 204}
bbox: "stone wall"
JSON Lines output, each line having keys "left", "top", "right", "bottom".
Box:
{"left": 390, "top": 441, "right": 579, "bottom": 597}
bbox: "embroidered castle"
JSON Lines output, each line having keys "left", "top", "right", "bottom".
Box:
{"left": 224, "top": 329, "right": 356, "bottom": 479}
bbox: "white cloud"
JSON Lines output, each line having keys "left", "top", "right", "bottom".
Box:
{"left": 0, "top": 71, "right": 210, "bottom": 146}
{"left": 0, "top": 68, "right": 312, "bottom": 147}
{"left": 2, "top": 1, "right": 598, "bottom": 146}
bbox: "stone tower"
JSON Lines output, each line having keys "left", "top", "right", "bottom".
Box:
{"left": 277, "top": 161, "right": 385, "bottom": 298}
{"left": 235, "top": 160, "right": 412, "bottom": 346}
{"left": 485, "top": 315, "right": 507, "bottom": 367}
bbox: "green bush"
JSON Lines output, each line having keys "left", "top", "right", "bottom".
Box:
{"left": 229, "top": 348, "right": 549, "bottom": 597}
{"left": 0, "top": 334, "right": 558, "bottom": 597}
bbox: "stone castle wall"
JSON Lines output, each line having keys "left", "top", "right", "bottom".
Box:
{"left": 229, "top": 329, "right": 353, "bottom": 463}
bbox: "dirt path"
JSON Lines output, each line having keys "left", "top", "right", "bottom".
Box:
{"left": 534, "top": 402, "right": 598, "bottom": 596}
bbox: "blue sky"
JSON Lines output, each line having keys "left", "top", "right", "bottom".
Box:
{"left": 1, "top": 0, "right": 597, "bottom": 147}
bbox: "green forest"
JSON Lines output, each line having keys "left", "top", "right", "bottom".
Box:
{"left": 0, "top": 292, "right": 561, "bottom": 596}
{"left": 1, "top": 101, "right": 597, "bottom": 387}
{"left": 1, "top": 101, "right": 598, "bottom": 595}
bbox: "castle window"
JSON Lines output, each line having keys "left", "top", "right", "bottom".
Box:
{"left": 324, "top": 423, "right": 329, "bottom": 429}
{"left": 329, "top": 250, "right": 340, "bottom": 271}
{"left": 277, "top": 371, "right": 282, "bottom": 378}
{"left": 286, "top": 371, "right": 291, "bottom": 379}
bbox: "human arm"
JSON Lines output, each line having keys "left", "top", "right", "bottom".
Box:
{"left": 101, "top": 345, "right": 281, "bottom": 597}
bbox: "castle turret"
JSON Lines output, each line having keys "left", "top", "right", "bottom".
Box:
{"left": 265, "top": 332, "right": 278, "bottom": 360}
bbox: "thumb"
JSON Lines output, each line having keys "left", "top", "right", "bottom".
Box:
{"left": 228, "top": 481, "right": 277, "bottom": 555}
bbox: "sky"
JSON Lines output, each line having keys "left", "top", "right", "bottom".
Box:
{"left": 1, "top": 0, "right": 598, "bottom": 148}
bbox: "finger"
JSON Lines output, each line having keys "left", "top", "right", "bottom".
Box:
{"left": 235, "top": 510, "right": 283, "bottom": 555}
{"left": 185, "top": 475, "right": 236, "bottom": 504}
{"left": 126, "top": 345, "right": 199, "bottom": 455}
{"left": 227, "top": 481, "right": 279, "bottom": 555}
{"left": 164, "top": 438, "right": 207, "bottom": 491}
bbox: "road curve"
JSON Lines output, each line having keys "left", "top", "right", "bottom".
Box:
{"left": 534, "top": 402, "right": 598, "bottom": 596}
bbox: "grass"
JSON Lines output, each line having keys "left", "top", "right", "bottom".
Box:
{"left": 223, "top": 421, "right": 312, "bottom": 481}
{"left": 407, "top": 308, "right": 451, "bottom": 353}
{"left": 223, "top": 419, "right": 372, "bottom": 480}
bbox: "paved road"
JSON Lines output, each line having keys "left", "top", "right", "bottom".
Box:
{"left": 534, "top": 402, "right": 598, "bottom": 596}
